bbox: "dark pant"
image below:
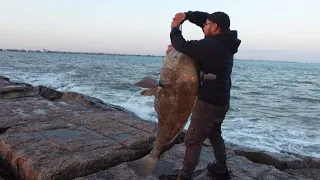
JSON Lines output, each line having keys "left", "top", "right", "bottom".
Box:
{"left": 181, "top": 99, "right": 229, "bottom": 177}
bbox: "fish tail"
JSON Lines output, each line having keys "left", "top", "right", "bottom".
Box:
{"left": 127, "top": 154, "right": 159, "bottom": 177}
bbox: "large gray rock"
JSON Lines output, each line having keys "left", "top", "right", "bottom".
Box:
{"left": 1, "top": 104, "right": 156, "bottom": 180}
{"left": 0, "top": 87, "right": 38, "bottom": 99}
{"left": 0, "top": 78, "right": 157, "bottom": 180}
{"left": 232, "top": 148, "right": 320, "bottom": 170}
{"left": 0, "top": 78, "right": 37, "bottom": 99}
{"left": 284, "top": 168, "right": 320, "bottom": 180}
{"left": 74, "top": 163, "right": 158, "bottom": 180}
{"left": 76, "top": 144, "right": 309, "bottom": 180}
{"left": 61, "top": 91, "right": 138, "bottom": 116}
{"left": 38, "top": 85, "right": 64, "bottom": 101}
{"left": 0, "top": 75, "right": 9, "bottom": 81}
{"left": 233, "top": 149, "right": 290, "bottom": 170}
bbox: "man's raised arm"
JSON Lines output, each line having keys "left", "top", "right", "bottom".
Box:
{"left": 175, "top": 11, "right": 209, "bottom": 29}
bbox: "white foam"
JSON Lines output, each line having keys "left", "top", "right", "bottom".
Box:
{"left": 222, "top": 117, "right": 320, "bottom": 158}
{"left": 101, "top": 90, "right": 158, "bottom": 122}
{"left": 2, "top": 70, "right": 73, "bottom": 90}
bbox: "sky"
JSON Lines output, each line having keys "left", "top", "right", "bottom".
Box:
{"left": 0, "top": 0, "right": 319, "bottom": 62}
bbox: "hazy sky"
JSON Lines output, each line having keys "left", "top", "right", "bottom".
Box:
{"left": 1, "top": 0, "right": 319, "bottom": 62}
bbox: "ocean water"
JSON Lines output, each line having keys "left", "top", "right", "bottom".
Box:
{"left": 1, "top": 51, "right": 320, "bottom": 158}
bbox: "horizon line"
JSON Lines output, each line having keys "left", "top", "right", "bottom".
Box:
{"left": 1, "top": 48, "right": 319, "bottom": 64}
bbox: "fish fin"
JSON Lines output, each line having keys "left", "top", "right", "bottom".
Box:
{"left": 135, "top": 77, "right": 158, "bottom": 88}
{"left": 141, "top": 87, "right": 158, "bottom": 96}
{"left": 127, "top": 154, "right": 158, "bottom": 177}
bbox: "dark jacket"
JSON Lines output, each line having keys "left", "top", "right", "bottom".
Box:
{"left": 170, "top": 11, "right": 241, "bottom": 106}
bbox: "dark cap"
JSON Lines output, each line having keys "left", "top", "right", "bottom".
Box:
{"left": 207, "top": 11, "right": 230, "bottom": 32}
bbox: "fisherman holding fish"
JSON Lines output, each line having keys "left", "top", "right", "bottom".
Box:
{"left": 130, "top": 10, "right": 241, "bottom": 180}
{"left": 160, "top": 11, "right": 241, "bottom": 180}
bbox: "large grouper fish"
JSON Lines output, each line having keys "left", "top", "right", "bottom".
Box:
{"left": 128, "top": 48, "right": 208, "bottom": 177}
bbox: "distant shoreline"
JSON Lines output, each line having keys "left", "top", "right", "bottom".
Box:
{"left": 2, "top": 48, "right": 319, "bottom": 64}
{"left": 0, "top": 48, "right": 251, "bottom": 61}
{"left": 0, "top": 48, "right": 164, "bottom": 58}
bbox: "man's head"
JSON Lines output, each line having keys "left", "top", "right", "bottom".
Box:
{"left": 203, "top": 11, "right": 230, "bottom": 37}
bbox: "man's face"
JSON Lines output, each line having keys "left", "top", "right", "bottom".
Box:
{"left": 203, "top": 19, "right": 218, "bottom": 37}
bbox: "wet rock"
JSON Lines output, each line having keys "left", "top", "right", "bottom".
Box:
{"left": 77, "top": 144, "right": 308, "bottom": 180}
{"left": 75, "top": 143, "right": 216, "bottom": 180}
{"left": 74, "top": 163, "right": 158, "bottom": 180}
{"left": 208, "top": 140, "right": 295, "bottom": 170}
{"left": 284, "top": 168, "right": 320, "bottom": 180}
{"left": 204, "top": 140, "right": 319, "bottom": 179}
{"left": 0, "top": 104, "right": 156, "bottom": 180}
{"left": 155, "top": 145, "right": 308, "bottom": 180}
{"left": 1, "top": 94, "right": 94, "bottom": 127}
{"left": 0, "top": 85, "right": 26, "bottom": 94}
{"left": 62, "top": 92, "right": 104, "bottom": 106}
{"left": 0, "top": 82, "right": 12, "bottom": 91}
{"left": 38, "top": 85, "right": 63, "bottom": 100}
{"left": 61, "top": 91, "right": 139, "bottom": 117}
{"left": 233, "top": 150, "right": 289, "bottom": 170}
{"left": 1, "top": 120, "right": 156, "bottom": 179}
{"left": 0, "top": 79, "right": 158, "bottom": 179}
{"left": 13, "top": 81, "right": 33, "bottom": 87}
{"left": 0, "top": 76, "right": 9, "bottom": 81}
{"left": 302, "top": 157, "right": 320, "bottom": 169}
{"left": 0, "top": 79, "right": 37, "bottom": 99}
{"left": 286, "top": 160, "right": 306, "bottom": 169}
{"left": 232, "top": 148, "right": 320, "bottom": 171}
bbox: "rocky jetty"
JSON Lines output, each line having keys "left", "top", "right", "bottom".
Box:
{"left": 0, "top": 75, "right": 319, "bottom": 180}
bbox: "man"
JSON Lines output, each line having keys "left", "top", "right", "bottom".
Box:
{"left": 159, "top": 11, "right": 241, "bottom": 180}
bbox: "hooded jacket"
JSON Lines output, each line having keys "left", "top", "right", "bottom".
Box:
{"left": 170, "top": 11, "right": 241, "bottom": 106}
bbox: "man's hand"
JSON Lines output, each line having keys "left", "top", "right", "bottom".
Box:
{"left": 171, "top": 12, "right": 186, "bottom": 28}
{"left": 175, "top": 13, "right": 186, "bottom": 21}
{"left": 171, "top": 18, "right": 183, "bottom": 28}
{"left": 166, "top": 44, "right": 173, "bottom": 54}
